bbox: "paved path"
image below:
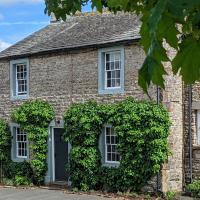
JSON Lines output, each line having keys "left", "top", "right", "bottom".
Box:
{"left": 0, "top": 188, "right": 111, "bottom": 200}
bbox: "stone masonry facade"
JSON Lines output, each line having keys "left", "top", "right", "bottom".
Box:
{"left": 184, "top": 82, "right": 200, "bottom": 186}
{"left": 0, "top": 43, "right": 183, "bottom": 192}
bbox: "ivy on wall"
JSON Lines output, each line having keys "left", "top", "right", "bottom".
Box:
{"left": 12, "top": 99, "right": 55, "bottom": 184}
{"left": 0, "top": 119, "right": 10, "bottom": 162}
{"left": 0, "top": 119, "right": 33, "bottom": 186}
{"left": 64, "top": 101, "right": 103, "bottom": 191}
{"left": 64, "top": 98, "right": 171, "bottom": 192}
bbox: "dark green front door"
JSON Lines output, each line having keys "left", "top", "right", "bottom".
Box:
{"left": 54, "top": 128, "right": 68, "bottom": 181}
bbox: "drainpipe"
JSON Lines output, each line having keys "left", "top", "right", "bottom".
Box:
{"left": 156, "top": 86, "right": 161, "bottom": 192}
{"left": 188, "top": 85, "right": 193, "bottom": 183}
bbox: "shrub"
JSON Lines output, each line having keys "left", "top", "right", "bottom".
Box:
{"left": 0, "top": 119, "right": 11, "bottom": 161}
{"left": 14, "top": 175, "right": 32, "bottom": 186}
{"left": 165, "top": 191, "right": 176, "bottom": 200}
{"left": 186, "top": 180, "right": 200, "bottom": 198}
{"left": 64, "top": 101, "right": 102, "bottom": 190}
{"left": 12, "top": 99, "right": 55, "bottom": 184}
{"left": 64, "top": 98, "right": 170, "bottom": 192}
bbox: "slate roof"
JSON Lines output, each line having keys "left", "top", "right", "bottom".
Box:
{"left": 0, "top": 12, "right": 141, "bottom": 60}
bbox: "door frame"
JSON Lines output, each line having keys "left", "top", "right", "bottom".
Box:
{"left": 45, "top": 120, "right": 71, "bottom": 184}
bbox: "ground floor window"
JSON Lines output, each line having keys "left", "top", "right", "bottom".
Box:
{"left": 11, "top": 124, "right": 29, "bottom": 162}
{"left": 104, "top": 126, "right": 120, "bottom": 163}
{"left": 16, "top": 127, "right": 28, "bottom": 158}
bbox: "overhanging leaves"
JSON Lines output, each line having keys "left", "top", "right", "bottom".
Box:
{"left": 172, "top": 36, "right": 200, "bottom": 84}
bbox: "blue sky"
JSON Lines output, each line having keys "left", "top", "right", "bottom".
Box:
{"left": 0, "top": 0, "right": 91, "bottom": 51}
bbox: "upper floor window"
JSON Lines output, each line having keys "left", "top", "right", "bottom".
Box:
{"left": 98, "top": 47, "right": 124, "bottom": 94}
{"left": 10, "top": 59, "right": 29, "bottom": 100}
{"left": 105, "top": 51, "right": 121, "bottom": 89}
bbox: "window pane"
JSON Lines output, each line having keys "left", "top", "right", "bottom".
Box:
{"left": 114, "top": 52, "right": 121, "bottom": 61}
{"left": 106, "top": 63, "right": 110, "bottom": 70}
{"left": 110, "top": 62, "right": 114, "bottom": 70}
{"left": 111, "top": 136, "right": 115, "bottom": 144}
{"left": 112, "top": 145, "right": 116, "bottom": 152}
{"left": 107, "top": 153, "right": 111, "bottom": 161}
{"left": 106, "top": 136, "right": 110, "bottom": 144}
{"left": 107, "top": 80, "right": 111, "bottom": 88}
{"left": 107, "top": 71, "right": 111, "bottom": 79}
{"left": 111, "top": 79, "right": 115, "bottom": 87}
{"left": 110, "top": 53, "right": 114, "bottom": 62}
{"left": 107, "top": 145, "right": 111, "bottom": 152}
{"left": 116, "top": 70, "right": 120, "bottom": 79}
{"left": 116, "top": 79, "right": 120, "bottom": 87}
{"left": 115, "top": 61, "right": 121, "bottom": 69}
{"left": 106, "top": 54, "right": 110, "bottom": 62}
{"left": 112, "top": 153, "right": 116, "bottom": 161}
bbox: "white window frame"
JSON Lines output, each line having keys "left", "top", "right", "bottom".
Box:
{"left": 16, "top": 127, "right": 28, "bottom": 159}
{"left": 98, "top": 46, "right": 125, "bottom": 95}
{"left": 10, "top": 58, "right": 29, "bottom": 100}
{"left": 104, "top": 51, "right": 121, "bottom": 90}
{"left": 15, "top": 63, "right": 28, "bottom": 96}
{"left": 104, "top": 125, "right": 120, "bottom": 164}
{"left": 10, "top": 123, "right": 29, "bottom": 162}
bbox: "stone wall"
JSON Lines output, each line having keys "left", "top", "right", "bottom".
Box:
{"left": 0, "top": 43, "right": 184, "bottom": 192}
{"left": 0, "top": 44, "right": 156, "bottom": 121}
{"left": 184, "top": 83, "right": 200, "bottom": 185}
{"left": 160, "top": 68, "right": 183, "bottom": 192}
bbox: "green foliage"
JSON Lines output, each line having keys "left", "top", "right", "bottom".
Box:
{"left": 64, "top": 98, "right": 170, "bottom": 192}
{"left": 186, "top": 180, "right": 200, "bottom": 198}
{"left": 0, "top": 119, "right": 11, "bottom": 161}
{"left": 109, "top": 98, "right": 170, "bottom": 191}
{"left": 165, "top": 191, "right": 176, "bottom": 200}
{"left": 2, "top": 161, "right": 33, "bottom": 186}
{"left": 13, "top": 175, "right": 32, "bottom": 186}
{"left": 0, "top": 119, "right": 33, "bottom": 185}
{"left": 64, "top": 101, "right": 102, "bottom": 190}
{"left": 45, "top": 0, "right": 200, "bottom": 92}
{"left": 12, "top": 99, "right": 55, "bottom": 184}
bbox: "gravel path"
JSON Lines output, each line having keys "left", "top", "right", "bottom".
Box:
{"left": 0, "top": 188, "right": 111, "bottom": 200}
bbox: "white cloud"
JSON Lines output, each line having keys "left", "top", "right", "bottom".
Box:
{"left": 0, "top": 0, "right": 43, "bottom": 6}
{"left": 0, "top": 40, "right": 11, "bottom": 52}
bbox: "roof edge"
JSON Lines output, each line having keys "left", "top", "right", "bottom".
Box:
{"left": 0, "top": 38, "right": 140, "bottom": 61}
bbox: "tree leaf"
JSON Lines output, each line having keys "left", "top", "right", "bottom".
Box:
{"left": 172, "top": 36, "right": 200, "bottom": 84}
{"left": 139, "top": 56, "right": 167, "bottom": 92}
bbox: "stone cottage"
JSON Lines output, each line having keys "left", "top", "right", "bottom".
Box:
{"left": 0, "top": 11, "right": 194, "bottom": 193}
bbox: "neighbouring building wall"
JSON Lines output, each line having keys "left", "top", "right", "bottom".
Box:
{"left": 160, "top": 58, "right": 183, "bottom": 191}
{"left": 184, "top": 82, "right": 200, "bottom": 186}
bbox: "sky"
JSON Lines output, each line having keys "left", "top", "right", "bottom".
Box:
{"left": 0, "top": 0, "right": 91, "bottom": 52}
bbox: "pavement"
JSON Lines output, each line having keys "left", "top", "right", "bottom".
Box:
{"left": 0, "top": 188, "right": 111, "bottom": 200}
{"left": 0, "top": 187, "right": 196, "bottom": 200}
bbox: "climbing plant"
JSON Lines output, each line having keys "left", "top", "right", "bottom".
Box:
{"left": 64, "top": 98, "right": 171, "bottom": 191}
{"left": 64, "top": 101, "right": 103, "bottom": 191}
{"left": 0, "top": 119, "right": 11, "bottom": 162}
{"left": 12, "top": 99, "right": 55, "bottom": 184}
